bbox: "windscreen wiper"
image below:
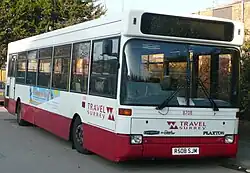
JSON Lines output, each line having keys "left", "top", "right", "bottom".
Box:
{"left": 196, "top": 77, "right": 219, "bottom": 111}
{"left": 156, "top": 77, "right": 219, "bottom": 111}
{"left": 156, "top": 84, "right": 185, "bottom": 110}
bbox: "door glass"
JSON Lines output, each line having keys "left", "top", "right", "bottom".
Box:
{"left": 218, "top": 54, "right": 232, "bottom": 102}
{"left": 7, "top": 55, "right": 16, "bottom": 77}
{"left": 198, "top": 55, "right": 211, "bottom": 98}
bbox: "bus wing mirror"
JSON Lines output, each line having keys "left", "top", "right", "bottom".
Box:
{"left": 102, "top": 39, "right": 113, "bottom": 56}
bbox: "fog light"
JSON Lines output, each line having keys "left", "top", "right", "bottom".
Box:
{"left": 130, "top": 135, "right": 143, "bottom": 144}
{"left": 225, "top": 135, "right": 234, "bottom": 144}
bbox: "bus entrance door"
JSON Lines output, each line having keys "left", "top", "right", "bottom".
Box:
{"left": 8, "top": 55, "right": 17, "bottom": 101}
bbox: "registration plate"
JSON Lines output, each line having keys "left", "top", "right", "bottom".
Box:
{"left": 172, "top": 147, "right": 199, "bottom": 155}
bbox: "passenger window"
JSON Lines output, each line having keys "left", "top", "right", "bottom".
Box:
{"left": 38, "top": 48, "right": 52, "bottom": 87}
{"left": 90, "top": 38, "right": 120, "bottom": 98}
{"left": 7, "top": 55, "right": 16, "bottom": 77}
{"left": 16, "top": 52, "right": 27, "bottom": 84}
{"left": 26, "top": 50, "right": 38, "bottom": 85}
{"left": 71, "top": 42, "right": 90, "bottom": 93}
{"left": 52, "top": 45, "right": 71, "bottom": 90}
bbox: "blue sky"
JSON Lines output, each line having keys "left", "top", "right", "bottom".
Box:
{"left": 100, "top": 0, "right": 233, "bottom": 15}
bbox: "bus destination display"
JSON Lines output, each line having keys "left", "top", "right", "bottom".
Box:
{"left": 140, "top": 13, "right": 234, "bottom": 42}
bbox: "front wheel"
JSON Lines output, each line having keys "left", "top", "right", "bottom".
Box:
{"left": 72, "top": 117, "right": 91, "bottom": 154}
{"left": 16, "top": 103, "right": 28, "bottom": 126}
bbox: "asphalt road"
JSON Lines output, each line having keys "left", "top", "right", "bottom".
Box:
{"left": 0, "top": 109, "right": 242, "bottom": 173}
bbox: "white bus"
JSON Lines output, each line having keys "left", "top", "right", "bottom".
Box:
{"left": 4, "top": 10, "right": 244, "bottom": 162}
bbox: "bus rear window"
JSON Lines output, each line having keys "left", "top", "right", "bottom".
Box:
{"left": 140, "top": 13, "right": 234, "bottom": 42}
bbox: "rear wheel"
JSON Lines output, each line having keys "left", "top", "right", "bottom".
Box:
{"left": 72, "top": 116, "right": 91, "bottom": 154}
{"left": 16, "top": 103, "right": 28, "bottom": 126}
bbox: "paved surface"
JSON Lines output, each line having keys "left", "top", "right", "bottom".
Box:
{"left": 0, "top": 108, "right": 248, "bottom": 173}
{"left": 237, "top": 120, "right": 250, "bottom": 170}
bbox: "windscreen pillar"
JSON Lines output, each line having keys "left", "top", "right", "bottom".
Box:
{"left": 210, "top": 54, "right": 219, "bottom": 99}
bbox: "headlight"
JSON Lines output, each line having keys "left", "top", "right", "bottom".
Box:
{"left": 130, "top": 135, "right": 143, "bottom": 144}
{"left": 225, "top": 135, "right": 234, "bottom": 144}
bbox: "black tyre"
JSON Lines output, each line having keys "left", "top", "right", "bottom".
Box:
{"left": 72, "top": 116, "right": 91, "bottom": 154}
{"left": 16, "top": 103, "right": 28, "bottom": 126}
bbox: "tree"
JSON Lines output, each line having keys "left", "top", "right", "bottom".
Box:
{"left": 55, "top": 0, "right": 106, "bottom": 28}
{"left": 242, "top": 29, "right": 250, "bottom": 52}
{"left": 0, "top": 0, "right": 106, "bottom": 67}
{"left": 240, "top": 35, "right": 250, "bottom": 119}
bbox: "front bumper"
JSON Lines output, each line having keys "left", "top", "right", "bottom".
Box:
{"left": 114, "top": 135, "right": 239, "bottom": 162}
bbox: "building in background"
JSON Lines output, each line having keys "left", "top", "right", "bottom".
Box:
{"left": 193, "top": 0, "right": 250, "bottom": 39}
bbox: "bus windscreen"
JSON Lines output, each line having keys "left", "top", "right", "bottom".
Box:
{"left": 140, "top": 13, "right": 234, "bottom": 42}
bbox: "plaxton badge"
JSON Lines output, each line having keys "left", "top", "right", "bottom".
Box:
{"left": 203, "top": 131, "right": 225, "bottom": 135}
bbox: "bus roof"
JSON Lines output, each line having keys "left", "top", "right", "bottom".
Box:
{"left": 8, "top": 9, "right": 244, "bottom": 54}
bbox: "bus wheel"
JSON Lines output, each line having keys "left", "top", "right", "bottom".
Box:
{"left": 16, "top": 103, "right": 28, "bottom": 126}
{"left": 72, "top": 116, "right": 91, "bottom": 155}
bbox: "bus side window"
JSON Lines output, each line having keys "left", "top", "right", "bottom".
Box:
{"left": 90, "top": 37, "right": 120, "bottom": 98}
{"left": 26, "top": 50, "right": 38, "bottom": 85}
{"left": 71, "top": 42, "right": 91, "bottom": 93}
{"left": 37, "top": 47, "right": 53, "bottom": 88}
{"left": 52, "top": 45, "right": 71, "bottom": 90}
{"left": 16, "top": 52, "right": 27, "bottom": 84}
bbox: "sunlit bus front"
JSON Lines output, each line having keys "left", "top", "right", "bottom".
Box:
{"left": 116, "top": 12, "right": 243, "bottom": 159}
{"left": 119, "top": 38, "right": 240, "bottom": 158}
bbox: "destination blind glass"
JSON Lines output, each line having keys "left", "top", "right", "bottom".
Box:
{"left": 140, "top": 13, "right": 234, "bottom": 42}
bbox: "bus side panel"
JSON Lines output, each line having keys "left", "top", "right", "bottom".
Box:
{"left": 84, "top": 124, "right": 116, "bottom": 160}
{"left": 20, "top": 101, "right": 71, "bottom": 140}
{"left": 84, "top": 124, "right": 143, "bottom": 162}
{"left": 6, "top": 98, "right": 16, "bottom": 114}
{"left": 81, "top": 95, "right": 141, "bottom": 161}
{"left": 50, "top": 112, "right": 71, "bottom": 140}
{"left": 21, "top": 102, "right": 35, "bottom": 124}
{"left": 14, "top": 85, "right": 71, "bottom": 140}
